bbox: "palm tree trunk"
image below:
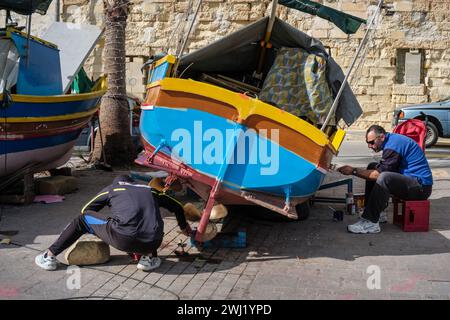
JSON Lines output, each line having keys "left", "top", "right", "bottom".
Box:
{"left": 92, "top": 0, "right": 135, "bottom": 166}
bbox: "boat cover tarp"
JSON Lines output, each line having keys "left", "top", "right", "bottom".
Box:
{"left": 0, "top": 0, "right": 53, "bottom": 15}
{"left": 278, "top": 0, "right": 366, "bottom": 35}
{"left": 259, "top": 47, "right": 334, "bottom": 125}
{"left": 42, "top": 22, "right": 104, "bottom": 93}
{"left": 178, "top": 17, "right": 362, "bottom": 126}
{"left": 0, "top": 39, "right": 19, "bottom": 92}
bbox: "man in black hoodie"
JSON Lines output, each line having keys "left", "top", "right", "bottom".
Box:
{"left": 35, "top": 175, "right": 192, "bottom": 271}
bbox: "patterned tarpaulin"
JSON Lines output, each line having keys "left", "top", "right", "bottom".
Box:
{"left": 259, "top": 47, "right": 334, "bottom": 125}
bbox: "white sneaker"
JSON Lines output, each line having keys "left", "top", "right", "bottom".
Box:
{"left": 347, "top": 218, "right": 381, "bottom": 234}
{"left": 378, "top": 211, "right": 388, "bottom": 224}
{"left": 137, "top": 256, "right": 161, "bottom": 271}
{"left": 35, "top": 252, "right": 57, "bottom": 271}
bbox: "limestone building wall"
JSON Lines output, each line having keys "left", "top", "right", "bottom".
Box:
{"left": 2, "top": 0, "right": 449, "bottom": 129}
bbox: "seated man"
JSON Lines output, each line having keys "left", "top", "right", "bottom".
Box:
{"left": 338, "top": 125, "right": 433, "bottom": 234}
{"left": 35, "top": 175, "right": 192, "bottom": 271}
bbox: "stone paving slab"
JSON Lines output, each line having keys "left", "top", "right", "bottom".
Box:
{"left": 1, "top": 169, "right": 450, "bottom": 300}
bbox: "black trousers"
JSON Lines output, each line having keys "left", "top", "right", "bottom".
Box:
{"left": 362, "top": 162, "right": 432, "bottom": 223}
{"left": 48, "top": 211, "right": 162, "bottom": 257}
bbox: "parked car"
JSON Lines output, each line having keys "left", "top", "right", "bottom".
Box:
{"left": 393, "top": 97, "right": 450, "bottom": 148}
{"left": 75, "top": 94, "right": 143, "bottom": 153}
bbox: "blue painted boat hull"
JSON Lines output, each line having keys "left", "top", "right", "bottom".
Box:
{"left": 0, "top": 93, "right": 102, "bottom": 178}
{"left": 140, "top": 106, "right": 326, "bottom": 198}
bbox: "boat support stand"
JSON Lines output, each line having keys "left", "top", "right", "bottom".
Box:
{"left": 311, "top": 178, "right": 353, "bottom": 204}
{"left": 195, "top": 124, "right": 241, "bottom": 242}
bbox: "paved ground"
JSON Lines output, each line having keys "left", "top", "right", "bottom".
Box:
{"left": 1, "top": 133, "right": 450, "bottom": 300}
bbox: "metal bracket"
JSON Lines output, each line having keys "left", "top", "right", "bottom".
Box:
{"left": 146, "top": 139, "right": 167, "bottom": 164}
{"left": 163, "top": 173, "right": 179, "bottom": 193}
{"left": 283, "top": 186, "right": 292, "bottom": 212}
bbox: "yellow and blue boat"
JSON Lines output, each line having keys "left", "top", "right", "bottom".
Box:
{"left": 0, "top": 2, "right": 104, "bottom": 181}
{"left": 136, "top": 2, "right": 367, "bottom": 241}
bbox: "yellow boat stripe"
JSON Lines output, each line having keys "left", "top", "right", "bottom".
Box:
{"left": 148, "top": 78, "right": 330, "bottom": 147}
{"left": 113, "top": 188, "right": 127, "bottom": 191}
{"left": 8, "top": 28, "right": 58, "bottom": 48}
{"left": 330, "top": 129, "right": 346, "bottom": 153}
{"left": 5, "top": 108, "right": 98, "bottom": 123}
{"left": 0, "top": 90, "right": 106, "bottom": 103}
{"left": 81, "top": 191, "right": 109, "bottom": 214}
{"left": 248, "top": 99, "right": 328, "bottom": 146}
{"left": 147, "top": 78, "right": 251, "bottom": 114}
{"left": 154, "top": 55, "right": 176, "bottom": 68}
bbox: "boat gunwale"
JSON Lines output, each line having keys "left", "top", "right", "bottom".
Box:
{"left": 2, "top": 107, "right": 98, "bottom": 123}
{"left": 0, "top": 89, "right": 106, "bottom": 103}
{"left": 1, "top": 116, "right": 92, "bottom": 140}
{"left": 144, "top": 77, "right": 343, "bottom": 155}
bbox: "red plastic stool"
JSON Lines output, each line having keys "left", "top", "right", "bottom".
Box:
{"left": 393, "top": 198, "right": 430, "bottom": 232}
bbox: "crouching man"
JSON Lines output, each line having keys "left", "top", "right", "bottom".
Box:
{"left": 35, "top": 175, "right": 192, "bottom": 271}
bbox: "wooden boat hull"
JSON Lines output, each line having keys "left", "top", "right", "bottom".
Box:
{"left": 0, "top": 90, "right": 104, "bottom": 177}
{"left": 138, "top": 78, "right": 345, "bottom": 216}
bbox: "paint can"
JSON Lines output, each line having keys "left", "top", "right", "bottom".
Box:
{"left": 354, "top": 193, "right": 365, "bottom": 215}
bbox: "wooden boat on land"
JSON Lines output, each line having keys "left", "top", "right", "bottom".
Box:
{"left": 0, "top": 1, "right": 105, "bottom": 187}
{"left": 136, "top": 0, "right": 382, "bottom": 241}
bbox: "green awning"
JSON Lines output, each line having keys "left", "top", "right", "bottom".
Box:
{"left": 278, "top": 0, "right": 366, "bottom": 34}
{"left": 0, "top": 0, "right": 53, "bottom": 15}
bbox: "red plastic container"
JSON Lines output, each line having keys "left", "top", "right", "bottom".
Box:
{"left": 128, "top": 253, "right": 142, "bottom": 262}
{"left": 393, "top": 199, "right": 430, "bottom": 232}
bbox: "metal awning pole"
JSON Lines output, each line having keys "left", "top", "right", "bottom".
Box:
{"left": 266, "top": 0, "right": 278, "bottom": 43}
{"left": 56, "top": 0, "right": 61, "bottom": 22}
{"left": 25, "top": 14, "right": 32, "bottom": 68}
{"left": 5, "top": 10, "right": 9, "bottom": 27}
{"left": 320, "top": 0, "right": 384, "bottom": 132}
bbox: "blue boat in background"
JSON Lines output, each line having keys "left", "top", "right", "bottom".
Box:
{"left": 0, "top": 1, "right": 105, "bottom": 185}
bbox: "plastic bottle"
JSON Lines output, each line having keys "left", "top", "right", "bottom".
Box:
{"left": 346, "top": 192, "right": 356, "bottom": 215}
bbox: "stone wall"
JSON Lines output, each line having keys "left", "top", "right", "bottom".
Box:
{"left": 3, "top": 0, "right": 450, "bottom": 129}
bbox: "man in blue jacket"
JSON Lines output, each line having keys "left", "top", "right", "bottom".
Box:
{"left": 35, "top": 175, "right": 192, "bottom": 271}
{"left": 338, "top": 125, "right": 433, "bottom": 234}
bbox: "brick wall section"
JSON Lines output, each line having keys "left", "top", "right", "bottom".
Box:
{"left": 2, "top": 0, "right": 449, "bottom": 128}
